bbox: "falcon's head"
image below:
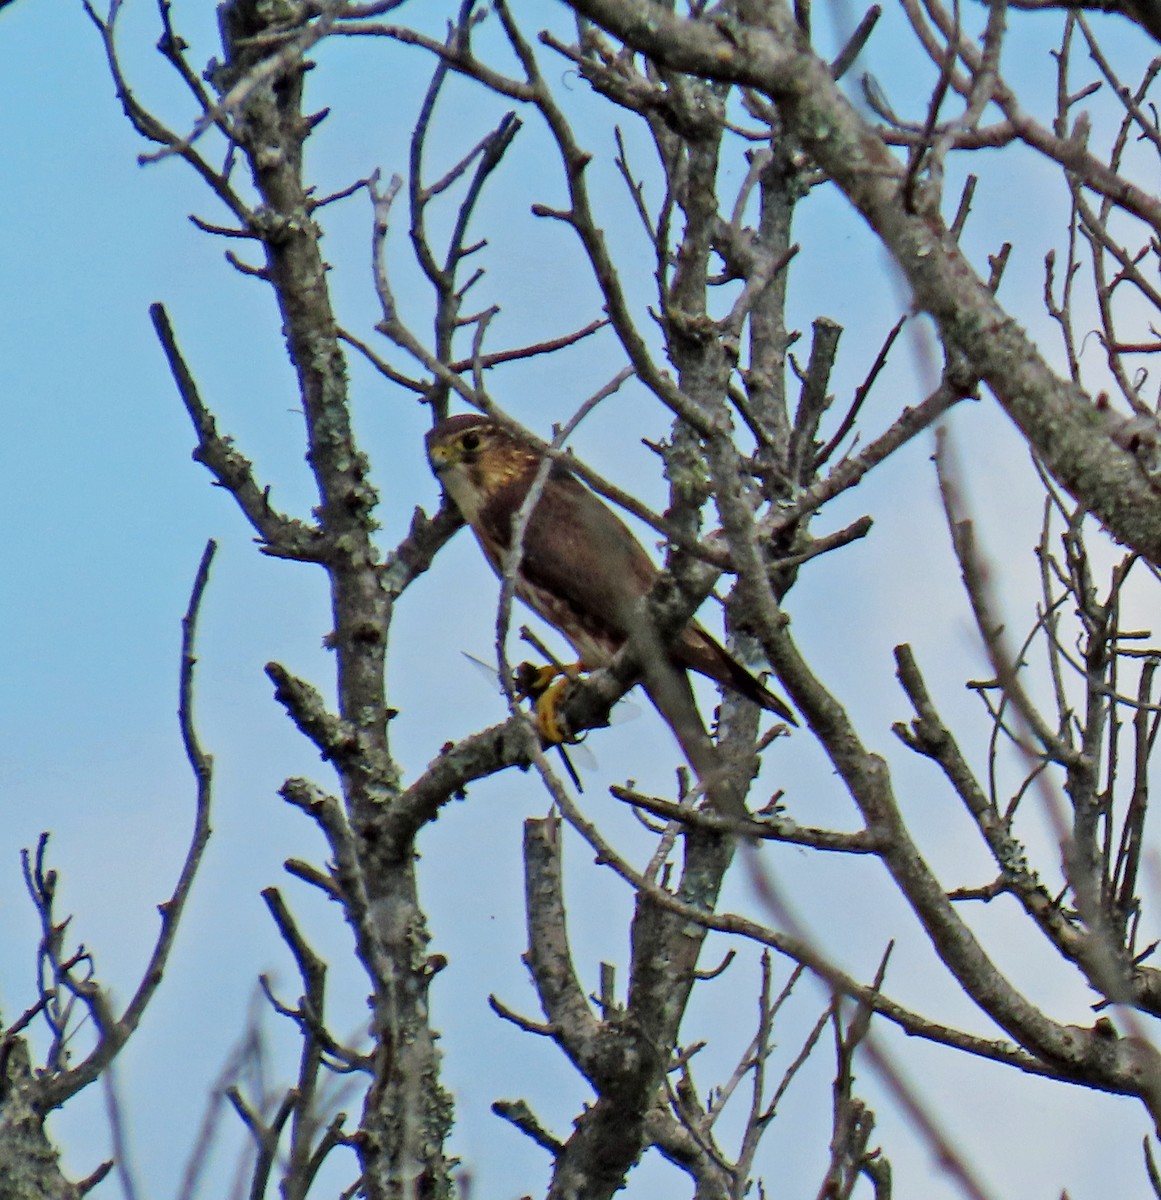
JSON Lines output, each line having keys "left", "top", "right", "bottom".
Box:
{"left": 426, "top": 413, "right": 540, "bottom": 524}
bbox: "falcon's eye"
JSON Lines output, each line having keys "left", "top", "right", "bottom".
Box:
{"left": 460, "top": 431, "right": 481, "bottom": 452}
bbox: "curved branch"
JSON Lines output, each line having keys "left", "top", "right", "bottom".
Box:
{"left": 40, "top": 540, "right": 217, "bottom": 1111}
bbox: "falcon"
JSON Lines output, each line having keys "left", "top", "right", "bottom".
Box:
{"left": 425, "top": 412, "right": 797, "bottom": 747}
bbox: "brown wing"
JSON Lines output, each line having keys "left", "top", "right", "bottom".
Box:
{"left": 477, "top": 461, "right": 797, "bottom": 723}
{"left": 476, "top": 462, "right": 655, "bottom": 662}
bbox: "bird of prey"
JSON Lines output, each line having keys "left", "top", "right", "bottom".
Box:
{"left": 425, "top": 412, "right": 796, "bottom": 754}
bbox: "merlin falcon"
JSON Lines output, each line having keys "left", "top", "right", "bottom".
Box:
{"left": 426, "top": 413, "right": 796, "bottom": 746}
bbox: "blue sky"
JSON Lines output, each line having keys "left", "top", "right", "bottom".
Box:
{"left": 3, "top": 3, "right": 1160, "bottom": 1198}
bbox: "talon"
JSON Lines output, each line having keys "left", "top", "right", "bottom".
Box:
{"left": 510, "top": 660, "right": 585, "bottom": 742}
{"left": 534, "top": 675, "right": 584, "bottom": 745}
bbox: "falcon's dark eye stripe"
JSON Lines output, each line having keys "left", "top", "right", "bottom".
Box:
{"left": 461, "top": 431, "right": 481, "bottom": 451}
